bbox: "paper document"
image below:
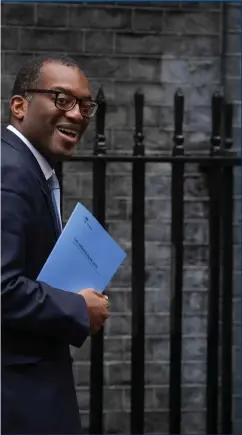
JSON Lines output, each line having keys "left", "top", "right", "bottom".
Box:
{"left": 37, "top": 203, "right": 126, "bottom": 293}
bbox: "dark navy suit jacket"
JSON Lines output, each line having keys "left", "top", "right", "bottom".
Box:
{"left": 1, "top": 127, "right": 90, "bottom": 434}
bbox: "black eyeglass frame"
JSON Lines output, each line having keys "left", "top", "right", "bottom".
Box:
{"left": 25, "top": 89, "right": 98, "bottom": 118}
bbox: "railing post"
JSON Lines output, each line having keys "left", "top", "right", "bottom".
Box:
{"left": 169, "top": 89, "right": 185, "bottom": 434}
{"left": 221, "top": 101, "right": 234, "bottom": 434}
{"left": 131, "top": 89, "right": 145, "bottom": 434}
{"left": 206, "top": 91, "right": 223, "bottom": 434}
{"left": 89, "top": 87, "right": 106, "bottom": 434}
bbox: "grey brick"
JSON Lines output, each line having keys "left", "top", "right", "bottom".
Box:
{"left": 85, "top": 31, "right": 114, "bottom": 54}
{"left": 116, "top": 32, "right": 164, "bottom": 55}
{"left": 146, "top": 337, "right": 170, "bottom": 361}
{"left": 184, "top": 107, "right": 211, "bottom": 132}
{"left": 184, "top": 222, "right": 208, "bottom": 244}
{"left": 144, "top": 128, "right": 173, "bottom": 151}
{"left": 137, "top": 106, "right": 160, "bottom": 128}
{"left": 183, "top": 268, "right": 208, "bottom": 289}
{"left": 103, "top": 387, "right": 123, "bottom": 411}
{"left": 104, "top": 337, "right": 127, "bottom": 361}
{"left": 36, "top": 4, "right": 68, "bottom": 27}
{"left": 184, "top": 246, "right": 208, "bottom": 266}
{"left": 145, "top": 289, "right": 170, "bottom": 313}
{"left": 111, "top": 129, "right": 134, "bottom": 151}
{"left": 130, "top": 57, "right": 160, "bottom": 81}
{"left": 2, "top": 27, "right": 19, "bottom": 50}
{"left": 1, "top": 75, "right": 14, "bottom": 100}
{"left": 145, "top": 199, "right": 171, "bottom": 220}
{"left": 183, "top": 291, "right": 207, "bottom": 314}
{"left": 76, "top": 388, "right": 90, "bottom": 411}
{"left": 171, "top": 35, "right": 220, "bottom": 56}
{"left": 2, "top": 3, "right": 34, "bottom": 26}
{"left": 70, "top": 6, "right": 131, "bottom": 30}
{"left": 107, "top": 222, "right": 131, "bottom": 242}
{"left": 234, "top": 103, "right": 241, "bottom": 127}
{"left": 227, "top": 5, "right": 242, "bottom": 31}
{"left": 106, "top": 198, "right": 128, "bottom": 220}
{"left": 145, "top": 411, "right": 168, "bottom": 433}
{"left": 19, "top": 29, "right": 83, "bottom": 52}
{"left": 232, "top": 127, "right": 242, "bottom": 149}
{"left": 233, "top": 326, "right": 242, "bottom": 346}
{"left": 111, "top": 265, "right": 131, "bottom": 287}
{"left": 107, "top": 362, "right": 131, "bottom": 385}
{"left": 234, "top": 419, "right": 242, "bottom": 434}
{"left": 181, "top": 411, "right": 206, "bottom": 433}
{"left": 184, "top": 175, "right": 208, "bottom": 198}
{"left": 164, "top": 11, "right": 220, "bottom": 34}
{"left": 63, "top": 161, "right": 92, "bottom": 174}
{"left": 161, "top": 59, "right": 221, "bottom": 85}
{"left": 183, "top": 315, "right": 207, "bottom": 336}
{"left": 73, "top": 363, "right": 90, "bottom": 387}
{"left": 153, "top": 386, "right": 169, "bottom": 408}
{"left": 113, "top": 82, "right": 164, "bottom": 106}
{"left": 73, "top": 55, "right": 130, "bottom": 80}
{"left": 104, "top": 411, "right": 130, "bottom": 433}
{"left": 225, "top": 78, "right": 241, "bottom": 101}
{"left": 146, "top": 174, "right": 171, "bottom": 196}
{"left": 183, "top": 337, "right": 206, "bottom": 361}
{"left": 227, "top": 33, "right": 241, "bottom": 55}
{"left": 3, "top": 52, "right": 35, "bottom": 76}
{"left": 145, "top": 268, "right": 170, "bottom": 289}
{"left": 146, "top": 314, "right": 170, "bottom": 335}
{"left": 145, "top": 362, "right": 169, "bottom": 385}
{"left": 182, "top": 385, "right": 205, "bottom": 409}
{"left": 1, "top": 101, "right": 10, "bottom": 125}
{"left": 106, "top": 314, "right": 131, "bottom": 336}
{"left": 106, "top": 105, "right": 129, "bottom": 128}
{"left": 79, "top": 413, "right": 89, "bottom": 432}
{"left": 145, "top": 223, "right": 171, "bottom": 243}
{"left": 181, "top": 2, "right": 221, "bottom": 10}
{"left": 123, "top": 386, "right": 154, "bottom": 409}
{"left": 184, "top": 200, "right": 209, "bottom": 219}
{"left": 145, "top": 243, "right": 171, "bottom": 267}
{"left": 233, "top": 397, "right": 242, "bottom": 421}
{"left": 63, "top": 173, "right": 82, "bottom": 197}
{"left": 133, "top": 9, "right": 164, "bottom": 32}
{"left": 182, "top": 361, "right": 206, "bottom": 383}
{"left": 109, "top": 291, "right": 129, "bottom": 313}
{"left": 71, "top": 338, "right": 90, "bottom": 362}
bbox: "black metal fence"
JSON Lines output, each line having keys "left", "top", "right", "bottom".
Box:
{"left": 58, "top": 89, "right": 241, "bottom": 434}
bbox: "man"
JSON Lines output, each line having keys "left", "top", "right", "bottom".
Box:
{"left": 1, "top": 54, "right": 109, "bottom": 434}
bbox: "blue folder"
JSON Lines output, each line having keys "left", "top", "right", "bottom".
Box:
{"left": 37, "top": 203, "right": 126, "bottom": 293}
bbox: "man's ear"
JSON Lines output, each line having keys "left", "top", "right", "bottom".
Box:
{"left": 10, "top": 95, "right": 29, "bottom": 121}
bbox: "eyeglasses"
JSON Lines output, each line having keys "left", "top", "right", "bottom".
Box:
{"left": 25, "top": 89, "right": 98, "bottom": 118}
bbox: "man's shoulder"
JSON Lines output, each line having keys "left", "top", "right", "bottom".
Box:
{"left": 1, "top": 134, "right": 38, "bottom": 195}
{"left": 1, "top": 132, "right": 29, "bottom": 175}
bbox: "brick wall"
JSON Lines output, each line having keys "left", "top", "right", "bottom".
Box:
{"left": 2, "top": 2, "right": 241, "bottom": 433}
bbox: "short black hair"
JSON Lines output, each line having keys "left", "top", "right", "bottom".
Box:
{"left": 11, "top": 54, "right": 80, "bottom": 97}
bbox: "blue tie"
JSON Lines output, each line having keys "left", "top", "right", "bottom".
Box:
{"left": 48, "top": 173, "right": 62, "bottom": 234}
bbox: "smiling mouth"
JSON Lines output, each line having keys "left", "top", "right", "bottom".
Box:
{"left": 57, "top": 127, "right": 78, "bottom": 139}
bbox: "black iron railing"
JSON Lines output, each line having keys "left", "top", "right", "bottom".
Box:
{"left": 57, "top": 88, "right": 241, "bottom": 435}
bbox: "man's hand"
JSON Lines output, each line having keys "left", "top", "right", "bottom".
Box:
{"left": 78, "top": 288, "right": 109, "bottom": 334}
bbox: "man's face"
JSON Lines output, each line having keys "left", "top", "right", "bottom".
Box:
{"left": 11, "top": 61, "right": 92, "bottom": 162}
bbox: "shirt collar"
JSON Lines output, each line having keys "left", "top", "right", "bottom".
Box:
{"left": 7, "top": 125, "right": 54, "bottom": 181}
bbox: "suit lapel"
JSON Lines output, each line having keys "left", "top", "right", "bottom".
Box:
{"left": 1, "top": 127, "right": 61, "bottom": 240}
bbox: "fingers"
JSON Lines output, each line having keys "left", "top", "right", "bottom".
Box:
{"left": 92, "top": 290, "right": 108, "bottom": 299}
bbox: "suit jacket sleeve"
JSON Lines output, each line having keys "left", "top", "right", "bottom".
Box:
{"left": 1, "top": 159, "right": 90, "bottom": 348}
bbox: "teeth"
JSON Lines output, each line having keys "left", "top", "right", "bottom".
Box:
{"left": 58, "top": 128, "right": 77, "bottom": 137}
